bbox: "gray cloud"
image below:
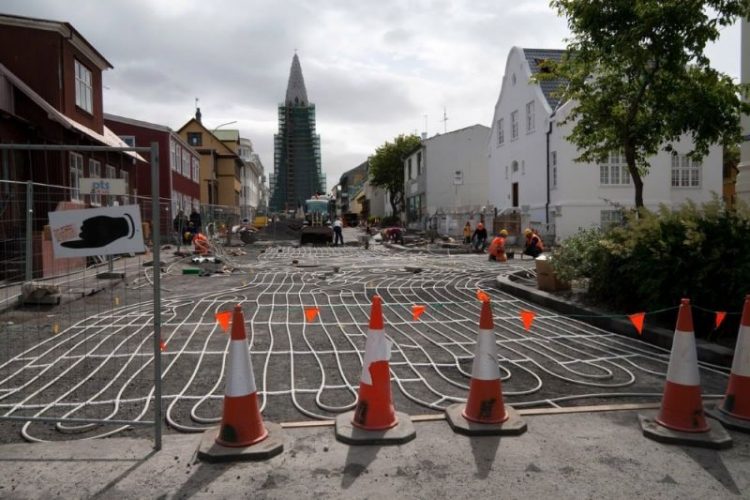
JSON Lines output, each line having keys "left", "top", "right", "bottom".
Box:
{"left": 1, "top": 0, "right": 741, "bottom": 190}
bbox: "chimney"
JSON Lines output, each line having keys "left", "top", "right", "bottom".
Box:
{"left": 195, "top": 107, "right": 202, "bottom": 123}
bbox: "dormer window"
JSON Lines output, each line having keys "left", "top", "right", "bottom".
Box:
{"left": 74, "top": 60, "right": 93, "bottom": 113}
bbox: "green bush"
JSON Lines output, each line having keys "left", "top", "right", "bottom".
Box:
{"left": 552, "top": 199, "right": 750, "bottom": 338}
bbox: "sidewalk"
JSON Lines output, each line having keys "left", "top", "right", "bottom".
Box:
{"left": 0, "top": 409, "right": 746, "bottom": 499}
{"left": 0, "top": 249, "right": 176, "bottom": 315}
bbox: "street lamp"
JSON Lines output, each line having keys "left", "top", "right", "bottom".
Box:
{"left": 211, "top": 120, "right": 238, "bottom": 133}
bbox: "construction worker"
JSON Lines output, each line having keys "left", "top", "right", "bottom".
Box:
{"left": 193, "top": 232, "right": 209, "bottom": 255}
{"left": 488, "top": 229, "right": 508, "bottom": 262}
{"left": 523, "top": 228, "right": 544, "bottom": 258}
{"left": 472, "top": 222, "right": 488, "bottom": 252}
{"left": 463, "top": 222, "right": 472, "bottom": 244}
{"left": 333, "top": 217, "right": 344, "bottom": 246}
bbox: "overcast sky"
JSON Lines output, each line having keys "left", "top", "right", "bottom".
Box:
{"left": 3, "top": 1, "right": 744, "bottom": 190}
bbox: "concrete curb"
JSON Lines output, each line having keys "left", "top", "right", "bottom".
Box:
{"left": 495, "top": 273, "right": 734, "bottom": 367}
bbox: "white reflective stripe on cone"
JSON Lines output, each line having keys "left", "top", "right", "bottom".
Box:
{"left": 226, "top": 340, "right": 257, "bottom": 396}
{"left": 731, "top": 325, "right": 750, "bottom": 377}
{"left": 665, "top": 329, "right": 700, "bottom": 386}
{"left": 360, "top": 329, "right": 391, "bottom": 385}
{"left": 471, "top": 329, "right": 500, "bottom": 381}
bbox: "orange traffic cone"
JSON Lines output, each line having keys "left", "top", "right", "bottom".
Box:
{"left": 197, "top": 305, "right": 284, "bottom": 461}
{"left": 445, "top": 299, "right": 526, "bottom": 435}
{"left": 352, "top": 295, "right": 397, "bottom": 430}
{"left": 708, "top": 295, "right": 750, "bottom": 432}
{"left": 334, "top": 295, "right": 415, "bottom": 445}
{"left": 639, "top": 299, "right": 731, "bottom": 449}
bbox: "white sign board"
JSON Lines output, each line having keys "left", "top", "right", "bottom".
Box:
{"left": 48, "top": 205, "right": 145, "bottom": 258}
{"left": 80, "top": 178, "right": 126, "bottom": 196}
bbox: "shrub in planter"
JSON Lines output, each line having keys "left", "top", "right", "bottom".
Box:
{"left": 551, "top": 199, "right": 750, "bottom": 341}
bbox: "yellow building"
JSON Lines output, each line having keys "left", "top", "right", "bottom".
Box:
{"left": 177, "top": 113, "right": 242, "bottom": 210}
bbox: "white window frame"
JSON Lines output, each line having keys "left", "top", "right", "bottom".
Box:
{"left": 74, "top": 60, "right": 93, "bottom": 113}
{"left": 497, "top": 118, "right": 504, "bottom": 145}
{"left": 671, "top": 153, "right": 701, "bottom": 188}
{"left": 88, "top": 159, "right": 102, "bottom": 205}
{"left": 191, "top": 156, "right": 200, "bottom": 181}
{"left": 599, "top": 151, "right": 631, "bottom": 186}
{"left": 171, "top": 140, "right": 178, "bottom": 171}
{"left": 181, "top": 148, "right": 190, "bottom": 177}
{"left": 601, "top": 210, "right": 624, "bottom": 229}
{"left": 69, "top": 152, "right": 84, "bottom": 201}
{"left": 510, "top": 111, "right": 519, "bottom": 140}
{"left": 120, "top": 170, "right": 130, "bottom": 205}
{"left": 526, "top": 101, "right": 535, "bottom": 132}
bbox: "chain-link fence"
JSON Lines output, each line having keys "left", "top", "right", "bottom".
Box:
{"left": 0, "top": 143, "right": 163, "bottom": 449}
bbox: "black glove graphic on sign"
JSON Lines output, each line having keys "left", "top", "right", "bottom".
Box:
{"left": 61, "top": 214, "right": 134, "bottom": 249}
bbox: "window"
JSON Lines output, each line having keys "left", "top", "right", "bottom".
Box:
{"left": 181, "top": 149, "right": 190, "bottom": 177}
{"left": 526, "top": 101, "right": 535, "bottom": 132}
{"left": 551, "top": 151, "right": 557, "bottom": 189}
{"left": 417, "top": 152, "right": 422, "bottom": 175}
{"left": 511, "top": 110, "right": 519, "bottom": 140}
{"left": 120, "top": 170, "right": 130, "bottom": 205}
{"left": 187, "top": 132, "right": 202, "bottom": 147}
{"left": 407, "top": 158, "right": 413, "bottom": 180}
{"left": 170, "top": 140, "right": 178, "bottom": 171}
{"left": 105, "top": 164, "right": 116, "bottom": 178}
{"left": 601, "top": 210, "right": 624, "bottom": 229}
{"left": 191, "top": 157, "right": 200, "bottom": 181}
{"left": 671, "top": 153, "right": 701, "bottom": 188}
{"left": 69, "top": 152, "right": 84, "bottom": 201}
{"left": 497, "top": 119, "right": 504, "bottom": 145}
{"left": 511, "top": 160, "right": 519, "bottom": 173}
{"left": 74, "top": 60, "right": 93, "bottom": 113}
{"left": 599, "top": 151, "right": 631, "bottom": 185}
{"left": 88, "top": 159, "right": 101, "bottom": 205}
{"left": 120, "top": 136, "right": 135, "bottom": 147}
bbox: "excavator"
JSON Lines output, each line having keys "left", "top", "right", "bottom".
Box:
{"left": 300, "top": 196, "right": 334, "bottom": 245}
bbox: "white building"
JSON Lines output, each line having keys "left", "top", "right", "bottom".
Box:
{"left": 237, "top": 137, "right": 264, "bottom": 218}
{"left": 736, "top": 18, "right": 750, "bottom": 203}
{"left": 403, "top": 124, "right": 491, "bottom": 233}
{"left": 488, "top": 47, "right": 723, "bottom": 242}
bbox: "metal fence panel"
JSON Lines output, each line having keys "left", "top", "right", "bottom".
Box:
{"left": 0, "top": 143, "right": 162, "bottom": 449}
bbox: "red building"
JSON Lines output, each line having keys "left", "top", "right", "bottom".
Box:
{"left": 105, "top": 114, "right": 201, "bottom": 218}
{"left": 0, "top": 14, "right": 145, "bottom": 279}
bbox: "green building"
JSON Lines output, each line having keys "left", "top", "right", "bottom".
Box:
{"left": 270, "top": 54, "right": 324, "bottom": 212}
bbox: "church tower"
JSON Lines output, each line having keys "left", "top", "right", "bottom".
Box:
{"left": 270, "top": 54, "right": 324, "bottom": 212}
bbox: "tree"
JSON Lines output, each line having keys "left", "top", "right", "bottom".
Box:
{"left": 368, "top": 134, "right": 422, "bottom": 216}
{"left": 542, "top": 0, "right": 750, "bottom": 209}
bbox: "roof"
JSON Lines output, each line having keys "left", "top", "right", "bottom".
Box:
{"left": 176, "top": 118, "right": 239, "bottom": 158}
{"left": 522, "top": 48, "right": 566, "bottom": 110}
{"left": 0, "top": 13, "right": 113, "bottom": 70}
{"left": 422, "top": 123, "right": 490, "bottom": 144}
{"left": 0, "top": 63, "right": 143, "bottom": 161}
{"left": 103, "top": 113, "right": 197, "bottom": 153}
{"left": 213, "top": 129, "right": 240, "bottom": 142}
{"left": 285, "top": 53, "right": 309, "bottom": 106}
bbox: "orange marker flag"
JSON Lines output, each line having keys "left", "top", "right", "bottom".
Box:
{"left": 629, "top": 312, "right": 645, "bottom": 335}
{"left": 215, "top": 310, "right": 232, "bottom": 332}
{"left": 159, "top": 339, "right": 167, "bottom": 352}
{"left": 305, "top": 307, "right": 320, "bottom": 322}
{"left": 715, "top": 311, "right": 727, "bottom": 329}
{"left": 520, "top": 310, "right": 536, "bottom": 331}
{"left": 412, "top": 304, "right": 426, "bottom": 321}
{"left": 476, "top": 289, "right": 490, "bottom": 303}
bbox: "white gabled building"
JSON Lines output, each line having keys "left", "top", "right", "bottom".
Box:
{"left": 488, "top": 47, "right": 723, "bottom": 242}
{"left": 403, "top": 124, "right": 491, "bottom": 233}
